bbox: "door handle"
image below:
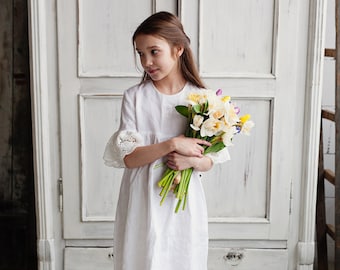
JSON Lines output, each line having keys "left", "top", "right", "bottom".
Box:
{"left": 223, "top": 248, "right": 245, "bottom": 266}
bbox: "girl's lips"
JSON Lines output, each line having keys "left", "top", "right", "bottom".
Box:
{"left": 148, "top": 69, "right": 158, "bottom": 74}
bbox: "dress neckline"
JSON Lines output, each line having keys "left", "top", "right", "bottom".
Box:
{"left": 151, "top": 81, "right": 188, "bottom": 97}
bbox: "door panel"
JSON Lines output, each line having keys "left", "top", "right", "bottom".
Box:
{"left": 79, "top": 94, "right": 123, "bottom": 222}
{"left": 207, "top": 248, "right": 288, "bottom": 270}
{"left": 78, "top": 0, "right": 151, "bottom": 77}
{"left": 204, "top": 98, "right": 271, "bottom": 219}
{"left": 64, "top": 247, "right": 288, "bottom": 270}
{"left": 199, "top": 0, "right": 276, "bottom": 76}
{"left": 64, "top": 248, "right": 114, "bottom": 270}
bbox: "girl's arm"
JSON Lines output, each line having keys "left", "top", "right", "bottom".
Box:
{"left": 123, "top": 136, "right": 211, "bottom": 168}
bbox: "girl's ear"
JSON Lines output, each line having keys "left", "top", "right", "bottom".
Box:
{"left": 175, "top": 46, "right": 184, "bottom": 58}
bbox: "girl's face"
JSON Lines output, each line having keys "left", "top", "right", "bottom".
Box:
{"left": 134, "top": 34, "right": 183, "bottom": 83}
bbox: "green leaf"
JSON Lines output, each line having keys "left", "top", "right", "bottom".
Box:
{"left": 204, "top": 142, "right": 226, "bottom": 154}
{"left": 175, "top": 105, "right": 189, "bottom": 117}
{"left": 193, "top": 104, "right": 201, "bottom": 113}
{"left": 203, "top": 101, "right": 209, "bottom": 113}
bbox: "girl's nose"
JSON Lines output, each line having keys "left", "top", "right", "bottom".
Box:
{"left": 144, "top": 56, "right": 153, "bottom": 67}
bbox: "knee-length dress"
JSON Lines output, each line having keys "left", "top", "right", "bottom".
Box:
{"left": 103, "top": 81, "right": 230, "bottom": 270}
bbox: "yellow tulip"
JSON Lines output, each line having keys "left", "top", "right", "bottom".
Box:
{"left": 239, "top": 114, "right": 251, "bottom": 123}
{"left": 221, "top": 96, "right": 230, "bottom": 103}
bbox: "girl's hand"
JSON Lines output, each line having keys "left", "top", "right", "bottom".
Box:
{"left": 166, "top": 152, "right": 197, "bottom": 171}
{"left": 170, "top": 135, "right": 211, "bottom": 158}
{"left": 166, "top": 151, "right": 213, "bottom": 171}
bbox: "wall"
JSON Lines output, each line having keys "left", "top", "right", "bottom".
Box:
{"left": 0, "top": 0, "right": 37, "bottom": 269}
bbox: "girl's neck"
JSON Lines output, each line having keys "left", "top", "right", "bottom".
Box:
{"left": 153, "top": 76, "right": 187, "bottom": 95}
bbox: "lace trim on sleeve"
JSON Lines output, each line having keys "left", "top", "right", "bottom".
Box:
{"left": 103, "top": 130, "right": 144, "bottom": 168}
{"left": 205, "top": 147, "right": 230, "bottom": 165}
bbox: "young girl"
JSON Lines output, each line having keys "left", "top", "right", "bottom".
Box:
{"left": 104, "top": 11, "right": 230, "bottom": 270}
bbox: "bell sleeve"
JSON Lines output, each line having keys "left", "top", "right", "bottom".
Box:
{"left": 103, "top": 89, "right": 144, "bottom": 168}
{"left": 205, "top": 147, "right": 230, "bottom": 165}
{"left": 103, "top": 130, "right": 143, "bottom": 168}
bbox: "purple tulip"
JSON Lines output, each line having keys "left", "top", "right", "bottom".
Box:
{"left": 216, "top": 89, "right": 223, "bottom": 96}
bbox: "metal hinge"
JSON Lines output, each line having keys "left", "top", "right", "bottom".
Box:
{"left": 58, "top": 178, "right": 63, "bottom": 212}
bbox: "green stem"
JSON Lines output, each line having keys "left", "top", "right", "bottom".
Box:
{"left": 176, "top": 169, "right": 187, "bottom": 199}
{"left": 158, "top": 168, "right": 174, "bottom": 187}
{"left": 173, "top": 168, "right": 193, "bottom": 212}
{"left": 182, "top": 169, "right": 193, "bottom": 210}
{"left": 175, "top": 198, "right": 182, "bottom": 213}
{"left": 160, "top": 175, "right": 175, "bottom": 206}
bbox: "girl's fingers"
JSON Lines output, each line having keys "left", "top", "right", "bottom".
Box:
{"left": 172, "top": 136, "right": 210, "bottom": 157}
{"left": 197, "top": 139, "right": 211, "bottom": 146}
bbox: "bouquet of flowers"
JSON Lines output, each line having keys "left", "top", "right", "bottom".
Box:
{"left": 158, "top": 89, "right": 254, "bottom": 213}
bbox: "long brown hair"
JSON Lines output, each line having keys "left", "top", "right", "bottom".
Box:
{"left": 132, "top": 11, "right": 206, "bottom": 89}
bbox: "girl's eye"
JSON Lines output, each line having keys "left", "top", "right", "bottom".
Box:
{"left": 151, "top": 49, "right": 158, "bottom": 55}
{"left": 137, "top": 51, "right": 144, "bottom": 56}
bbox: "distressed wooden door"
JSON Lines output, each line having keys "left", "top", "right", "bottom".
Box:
{"left": 57, "top": 0, "right": 309, "bottom": 269}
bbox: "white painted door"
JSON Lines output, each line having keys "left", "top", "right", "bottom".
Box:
{"left": 57, "top": 0, "right": 308, "bottom": 269}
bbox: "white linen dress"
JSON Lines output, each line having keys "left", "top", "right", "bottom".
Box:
{"left": 103, "top": 81, "right": 230, "bottom": 270}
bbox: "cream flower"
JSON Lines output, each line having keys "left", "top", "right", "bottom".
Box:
{"left": 224, "top": 102, "right": 239, "bottom": 127}
{"left": 240, "top": 120, "right": 255, "bottom": 135}
{"left": 200, "top": 118, "right": 225, "bottom": 137}
{"left": 208, "top": 102, "right": 226, "bottom": 119}
{"left": 187, "top": 91, "right": 208, "bottom": 105}
{"left": 206, "top": 93, "right": 226, "bottom": 119}
{"left": 190, "top": 115, "right": 204, "bottom": 131}
{"left": 222, "top": 126, "right": 237, "bottom": 146}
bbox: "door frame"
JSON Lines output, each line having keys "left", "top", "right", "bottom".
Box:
{"left": 28, "top": 0, "right": 64, "bottom": 269}
{"left": 296, "top": 0, "right": 328, "bottom": 268}
{"left": 28, "top": 0, "right": 327, "bottom": 269}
